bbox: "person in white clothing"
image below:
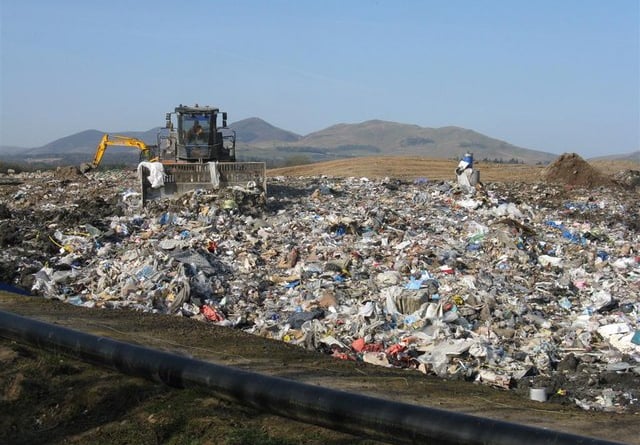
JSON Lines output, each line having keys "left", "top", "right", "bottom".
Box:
{"left": 455, "top": 152, "right": 480, "bottom": 189}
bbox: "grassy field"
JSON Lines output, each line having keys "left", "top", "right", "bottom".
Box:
{"left": 268, "top": 156, "right": 637, "bottom": 183}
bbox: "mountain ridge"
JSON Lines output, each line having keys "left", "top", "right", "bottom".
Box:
{"left": 0, "top": 118, "right": 637, "bottom": 164}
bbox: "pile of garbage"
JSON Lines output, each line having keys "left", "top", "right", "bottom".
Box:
{"left": 0, "top": 157, "right": 638, "bottom": 413}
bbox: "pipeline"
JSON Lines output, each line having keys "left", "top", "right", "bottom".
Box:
{"left": 0, "top": 310, "right": 622, "bottom": 445}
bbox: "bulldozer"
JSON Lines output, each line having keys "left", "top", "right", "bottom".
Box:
{"left": 138, "top": 104, "right": 266, "bottom": 205}
{"left": 80, "top": 134, "right": 156, "bottom": 173}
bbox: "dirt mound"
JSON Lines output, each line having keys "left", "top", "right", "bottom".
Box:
{"left": 542, "top": 153, "right": 614, "bottom": 188}
{"left": 53, "top": 165, "right": 85, "bottom": 181}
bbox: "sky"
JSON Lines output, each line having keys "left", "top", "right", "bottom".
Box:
{"left": 0, "top": 0, "right": 638, "bottom": 158}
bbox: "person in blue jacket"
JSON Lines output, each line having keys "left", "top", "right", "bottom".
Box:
{"left": 455, "top": 152, "right": 479, "bottom": 188}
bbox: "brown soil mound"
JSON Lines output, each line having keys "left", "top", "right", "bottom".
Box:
{"left": 53, "top": 165, "right": 84, "bottom": 181}
{"left": 542, "top": 152, "right": 614, "bottom": 188}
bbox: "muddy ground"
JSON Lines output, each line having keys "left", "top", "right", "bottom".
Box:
{"left": 0, "top": 157, "right": 639, "bottom": 444}
{"left": 1, "top": 293, "right": 639, "bottom": 445}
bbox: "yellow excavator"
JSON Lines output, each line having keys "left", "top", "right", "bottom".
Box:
{"left": 81, "top": 104, "right": 266, "bottom": 205}
{"left": 80, "top": 134, "right": 157, "bottom": 173}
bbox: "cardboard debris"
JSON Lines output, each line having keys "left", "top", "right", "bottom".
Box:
{"left": 0, "top": 156, "right": 638, "bottom": 413}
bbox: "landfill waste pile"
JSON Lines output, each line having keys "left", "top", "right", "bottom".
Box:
{"left": 0, "top": 156, "right": 639, "bottom": 414}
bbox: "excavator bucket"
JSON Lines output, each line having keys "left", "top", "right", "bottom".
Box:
{"left": 139, "top": 161, "right": 266, "bottom": 205}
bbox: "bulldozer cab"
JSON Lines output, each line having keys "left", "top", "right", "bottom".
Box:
{"left": 170, "top": 105, "right": 236, "bottom": 163}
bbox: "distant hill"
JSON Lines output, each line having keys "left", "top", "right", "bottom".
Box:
{"left": 0, "top": 128, "right": 165, "bottom": 168}
{"left": 0, "top": 145, "right": 24, "bottom": 154}
{"left": 244, "top": 119, "right": 558, "bottom": 165}
{"left": 25, "top": 130, "right": 104, "bottom": 155}
{"left": 24, "top": 128, "right": 162, "bottom": 156}
{"left": 589, "top": 151, "right": 639, "bottom": 163}
{"left": 2, "top": 117, "right": 634, "bottom": 168}
{"left": 230, "top": 118, "right": 301, "bottom": 144}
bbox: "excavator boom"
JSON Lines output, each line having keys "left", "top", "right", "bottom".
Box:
{"left": 80, "top": 105, "right": 266, "bottom": 205}
{"left": 81, "top": 134, "right": 154, "bottom": 173}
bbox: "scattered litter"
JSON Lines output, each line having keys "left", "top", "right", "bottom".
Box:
{"left": 0, "top": 155, "right": 638, "bottom": 413}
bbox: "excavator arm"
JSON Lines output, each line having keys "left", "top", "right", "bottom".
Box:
{"left": 81, "top": 134, "right": 155, "bottom": 172}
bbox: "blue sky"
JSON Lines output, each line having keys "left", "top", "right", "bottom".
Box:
{"left": 1, "top": 0, "right": 638, "bottom": 158}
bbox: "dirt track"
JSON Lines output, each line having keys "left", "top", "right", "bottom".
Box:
{"left": 1, "top": 293, "right": 638, "bottom": 445}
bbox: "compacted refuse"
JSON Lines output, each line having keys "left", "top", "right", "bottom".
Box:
{"left": 0, "top": 156, "right": 638, "bottom": 413}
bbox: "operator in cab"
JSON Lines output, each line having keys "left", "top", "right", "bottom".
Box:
{"left": 186, "top": 120, "right": 204, "bottom": 143}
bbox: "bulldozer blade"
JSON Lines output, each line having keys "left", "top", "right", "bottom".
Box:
{"left": 139, "top": 162, "right": 266, "bottom": 205}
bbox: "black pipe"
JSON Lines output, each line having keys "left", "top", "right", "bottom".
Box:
{"left": 0, "top": 310, "right": 622, "bottom": 445}
{"left": 0, "top": 283, "right": 31, "bottom": 295}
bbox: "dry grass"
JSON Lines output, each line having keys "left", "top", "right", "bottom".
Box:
{"left": 589, "top": 159, "right": 639, "bottom": 175}
{"left": 268, "top": 156, "right": 637, "bottom": 183}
